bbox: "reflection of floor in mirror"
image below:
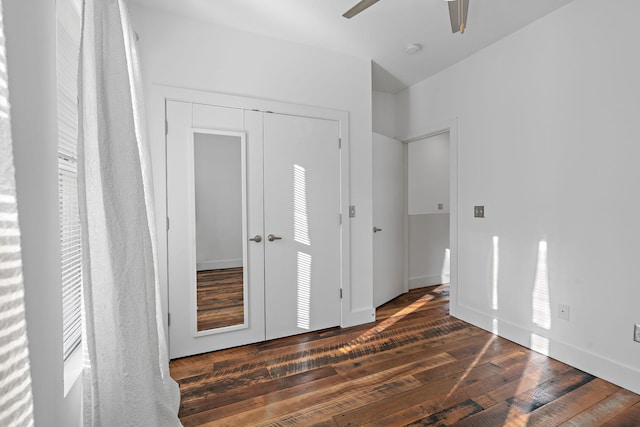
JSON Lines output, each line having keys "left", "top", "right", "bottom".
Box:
{"left": 197, "top": 268, "right": 244, "bottom": 331}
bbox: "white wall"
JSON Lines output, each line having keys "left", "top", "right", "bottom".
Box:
{"left": 194, "top": 133, "right": 243, "bottom": 270}
{"left": 408, "top": 133, "right": 450, "bottom": 215}
{"left": 129, "top": 5, "right": 375, "bottom": 327}
{"left": 408, "top": 214, "right": 450, "bottom": 288}
{"left": 372, "top": 90, "right": 396, "bottom": 139}
{"left": 396, "top": 0, "right": 640, "bottom": 394}
{"left": 4, "top": 0, "right": 81, "bottom": 425}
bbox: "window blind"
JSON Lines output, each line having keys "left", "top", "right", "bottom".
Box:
{"left": 57, "top": 0, "right": 82, "bottom": 361}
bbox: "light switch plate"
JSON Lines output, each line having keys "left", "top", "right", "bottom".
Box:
{"left": 474, "top": 206, "right": 485, "bottom": 218}
{"left": 558, "top": 304, "right": 570, "bottom": 321}
{"left": 634, "top": 324, "right": 640, "bottom": 343}
{"left": 349, "top": 205, "right": 356, "bottom": 218}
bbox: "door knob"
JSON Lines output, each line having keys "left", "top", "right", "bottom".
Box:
{"left": 267, "top": 234, "right": 282, "bottom": 242}
{"left": 373, "top": 227, "right": 382, "bottom": 233}
{"left": 249, "top": 235, "right": 262, "bottom": 243}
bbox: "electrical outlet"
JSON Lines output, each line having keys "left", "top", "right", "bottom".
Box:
{"left": 438, "top": 203, "right": 444, "bottom": 210}
{"left": 634, "top": 324, "right": 640, "bottom": 343}
{"left": 558, "top": 304, "right": 570, "bottom": 321}
{"left": 474, "top": 206, "right": 485, "bottom": 218}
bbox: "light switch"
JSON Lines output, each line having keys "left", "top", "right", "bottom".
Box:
{"left": 474, "top": 206, "right": 485, "bottom": 218}
{"left": 349, "top": 205, "right": 356, "bottom": 218}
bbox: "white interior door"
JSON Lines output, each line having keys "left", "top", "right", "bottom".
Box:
{"left": 167, "top": 102, "right": 265, "bottom": 359}
{"left": 263, "top": 113, "right": 342, "bottom": 340}
{"left": 373, "top": 133, "right": 405, "bottom": 307}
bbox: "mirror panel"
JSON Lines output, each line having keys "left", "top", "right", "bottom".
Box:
{"left": 193, "top": 132, "right": 246, "bottom": 332}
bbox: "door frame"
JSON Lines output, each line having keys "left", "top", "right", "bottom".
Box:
{"left": 150, "top": 85, "right": 351, "bottom": 351}
{"left": 402, "top": 118, "right": 459, "bottom": 313}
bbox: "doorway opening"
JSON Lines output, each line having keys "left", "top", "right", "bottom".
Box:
{"left": 402, "top": 118, "right": 458, "bottom": 314}
{"left": 406, "top": 131, "right": 451, "bottom": 292}
{"left": 372, "top": 121, "right": 458, "bottom": 313}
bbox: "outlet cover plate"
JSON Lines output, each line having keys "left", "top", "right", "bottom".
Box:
{"left": 634, "top": 324, "right": 640, "bottom": 343}
{"left": 558, "top": 304, "right": 570, "bottom": 321}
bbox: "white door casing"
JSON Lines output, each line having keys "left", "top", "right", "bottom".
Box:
{"left": 372, "top": 133, "right": 406, "bottom": 307}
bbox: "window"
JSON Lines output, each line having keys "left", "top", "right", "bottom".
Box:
{"left": 57, "top": 0, "right": 82, "bottom": 361}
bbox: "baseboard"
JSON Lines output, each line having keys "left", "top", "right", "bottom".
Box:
{"left": 409, "top": 274, "right": 450, "bottom": 289}
{"left": 452, "top": 302, "right": 640, "bottom": 395}
{"left": 197, "top": 259, "right": 242, "bottom": 271}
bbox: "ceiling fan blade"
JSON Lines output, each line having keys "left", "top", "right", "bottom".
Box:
{"left": 448, "top": 0, "right": 469, "bottom": 33}
{"left": 343, "top": 0, "right": 380, "bottom": 19}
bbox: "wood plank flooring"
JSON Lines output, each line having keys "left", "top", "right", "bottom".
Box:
{"left": 197, "top": 268, "right": 244, "bottom": 331}
{"left": 171, "top": 284, "right": 640, "bottom": 426}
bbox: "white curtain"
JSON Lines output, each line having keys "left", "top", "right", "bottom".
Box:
{"left": 77, "top": 0, "right": 181, "bottom": 425}
{"left": 0, "top": 2, "right": 35, "bottom": 426}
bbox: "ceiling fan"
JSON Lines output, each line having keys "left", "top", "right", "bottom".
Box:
{"left": 343, "top": 0, "right": 469, "bottom": 34}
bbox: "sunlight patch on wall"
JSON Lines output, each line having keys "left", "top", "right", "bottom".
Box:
{"left": 296, "top": 251, "right": 312, "bottom": 330}
{"left": 531, "top": 333, "right": 549, "bottom": 356}
{"left": 441, "top": 248, "right": 450, "bottom": 283}
{"left": 293, "top": 165, "right": 310, "bottom": 246}
{"left": 532, "top": 240, "right": 551, "bottom": 330}
{"left": 492, "top": 236, "right": 499, "bottom": 311}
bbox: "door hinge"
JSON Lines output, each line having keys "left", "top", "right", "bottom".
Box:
{"left": 166, "top": 217, "right": 170, "bottom": 230}
{"left": 168, "top": 313, "right": 171, "bottom": 326}
{"left": 338, "top": 213, "right": 342, "bottom": 225}
{"left": 338, "top": 138, "right": 342, "bottom": 149}
{"left": 340, "top": 289, "right": 343, "bottom": 299}
{"left": 165, "top": 119, "right": 168, "bottom": 135}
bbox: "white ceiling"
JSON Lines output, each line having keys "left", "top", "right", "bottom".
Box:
{"left": 129, "top": 0, "right": 575, "bottom": 93}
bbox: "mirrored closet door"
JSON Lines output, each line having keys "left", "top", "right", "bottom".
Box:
{"left": 166, "top": 101, "right": 341, "bottom": 359}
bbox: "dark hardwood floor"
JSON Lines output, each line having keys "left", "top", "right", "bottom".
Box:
{"left": 171, "top": 284, "right": 640, "bottom": 426}
{"left": 197, "top": 268, "right": 244, "bottom": 331}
